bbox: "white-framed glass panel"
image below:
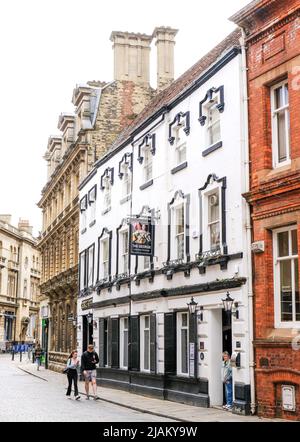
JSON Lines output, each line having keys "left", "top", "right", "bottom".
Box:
{"left": 88, "top": 245, "right": 94, "bottom": 287}
{"left": 207, "top": 190, "right": 220, "bottom": 251}
{"left": 122, "top": 165, "right": 132, "bottom": 198}
{"left": 177, "top": 312, "right": 189, "bottom": 376}
{"left": 140, "top": 315, "right": 150, "bottom": 372}
{"left": 102, "top": 238, "right": 109, "bottom": 278}
{"left": 271, "top": 80, "right": 290, "bottom": 167}
{"left": 175, "top": 203, "right": 185, "bottom": 260}
{"left": 143, "top": 256, "right": 151, "bottom": 271}
{"left": 121, "top": 230, "right": 129, "bottom": 274}
{"left": 174, "top": 126, "right": 187, "bottom": 165}
{"left": 104, "top": 180, "right": 111, "bottom": 211}
{"left": 274, "top": 226, "right": 300, "bottom": 327}
{"left": 207, "top": 100, "right": 221, "bottom": 147}
{"left": 120, "top": 317, "right": 129, "bottom": 369}
{"left": 89, "top": 186, "right": 97, "bottom": 222}
{"left": 79, "top": 252, "right": 86, "bottom": 290}
{"left": 143, "top": 147, "right": 153, "bottom": 183}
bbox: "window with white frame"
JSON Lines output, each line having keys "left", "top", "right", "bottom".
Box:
{"left": 120, "top": 317, "right": 129, "bottom": 369}
{"left": 140, "top": 315, "right": 150, "bottom": 372}
{"left": 88, "top": 186, "right": 97, "bottom": 223}
{"left": 80, "top": 196, "right": 87, "bottom": 230}
{"left": 206, "top": 100, "right": 221, "bottom": 147}
{"left": 271, "top": 80, "right": 290, "bottom": 167}
{"left": 274, "top": 226, "right": 300, "bottom": 326}
{"left": 79, "top": 251, "right": 86, "bottom": 290}
{"left": 101, "top": 238, "right": 109, "bottom": 279}
{"left": 87, "top": 245, "right": 94, "bottom": 287}
{"left": 175, "top": 204, "right": 185, "bottom": 261}
{"left": 122, "top": 164, "right": 132, "bottom": 198}
{"left": 174, "top": 126, "right": 187, "bottom": 166}
{"left": 207, "top": 190, "right": 220, "bottom": 251}
{"left": 177, "top": 312, "right": 189, "bottom": 376}
{"left": 103, "top": 179, "right": 111, "bottom": 211}
{"left": 143, "top": 256, "right": 151, "bottom": 271}
{"left": 143, "top": 147, "right": 153, "bottom": 183}
{"left": 121, "top": 230, "right": 129, "bottom": 274}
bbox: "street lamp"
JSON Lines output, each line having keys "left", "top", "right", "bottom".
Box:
{"left": 222, "top": 292, "right": 239, "bottom": 319}
{"left": 187, "top": 297, "right": 198, "bottom": 315}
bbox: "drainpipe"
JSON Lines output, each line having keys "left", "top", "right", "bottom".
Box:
{"left": 239, "top": 28, "right": 256, "bottom": 415}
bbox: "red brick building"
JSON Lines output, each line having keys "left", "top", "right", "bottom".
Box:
{"left": 231, "top": 0, "right": 300, "bottom": 420}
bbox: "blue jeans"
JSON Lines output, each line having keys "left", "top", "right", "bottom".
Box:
{"left": 225, "top": 381, "right": 233, "bottom": 407}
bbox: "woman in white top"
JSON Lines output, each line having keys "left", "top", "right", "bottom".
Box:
{"left": 66, "top": 350, "right": 81, "bottom": 400}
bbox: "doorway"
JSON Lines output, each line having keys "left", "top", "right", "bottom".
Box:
{"left": 222, "top": 310, "right": 232, "bottom": 404}
{"left": 82, "top": 315, "right": 93, "bottom": 352}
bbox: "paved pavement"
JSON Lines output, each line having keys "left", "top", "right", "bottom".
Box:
{"left": 0, "top": 354, "right": 173, "bottom": 422}
{"left": 0, "top": 354, "right": 287, "bottom": 422}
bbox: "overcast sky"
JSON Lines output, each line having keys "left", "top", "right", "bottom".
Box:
{"left": 0, "top": 0, "right": 250, "bottom": 236}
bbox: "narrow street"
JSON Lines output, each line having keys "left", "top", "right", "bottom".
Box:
{"left": 0, "top": 355, "right": 173, "bottom": 422}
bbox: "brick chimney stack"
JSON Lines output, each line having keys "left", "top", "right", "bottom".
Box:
{"left": 153, "top": 27, "right": 178, "bottom": 91}
{"left": 110, "top": 31, "right": 153, "bottom": 84}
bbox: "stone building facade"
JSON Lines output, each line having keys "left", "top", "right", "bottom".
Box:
{"left": 38, "top": 28, "right": 177, "bottom": 371}
{"left": 0, "top": 215, "right": 40, "bottom": 350}
{"left": 232, "top": 0, "right": 300, "bottom": 421}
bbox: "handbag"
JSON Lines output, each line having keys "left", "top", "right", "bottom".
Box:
{"left": 63, "top": 367, "right": 69, "bottom": 374}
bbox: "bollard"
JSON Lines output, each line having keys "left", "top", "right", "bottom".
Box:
{"left": 20, "top": 351, "right": 22, "bottom": 362}
{"left": 12, "top": 351, "right": 14, "bottom": 361}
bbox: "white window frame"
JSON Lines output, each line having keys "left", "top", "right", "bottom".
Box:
{"left": 120, "top": 229, "right": 129, "bottom": 274}
{"left": 143, "top": 256, "right": 151, "bottom": 271}
{"left": 80, "top": 196, "right": 87, "bottom": 230}
{"left": 88, "top": 186, "right": 97, "bottom": 223}
{"left": 273, "top": 225, "right": 300, "bottom": 328}
{"left": 202, "top": 184, "right": 222, "bottom": 253}
{"left": 174, "top": 126, "right": 187, "bottom": 167}
{"left": 140, "top": 315, "right": 150, "bottom": 373}
{"left": 101, "top": 237, "right": 109, "bottom": 279}
{"left": 79, "top": 251, "right": 86, "bottom": 290}
{"left": 205, "top": 97, "right": 221, "bottom": 148}
{"left": 176, "top": 312, "right": 189, "bottom": 377}
{"left": 172, "top": 202, "right": 185, "bottom": 261}
{"left": 271, "top": 80, "right": 290, "bottom": 168}
{"left": 87, "top": 245, "right": 94, "bottom": 288}
{"left": 120, "top": 317, "right": 129, "bottom": 370}
{"left": 143, "top": 146, "right": 153, "bottom": 183}
{"left": 122, "top": 164, "right": 132, "bottom": 198}
{"left": 103, "top": 179, "right": 112, "bottom": 212}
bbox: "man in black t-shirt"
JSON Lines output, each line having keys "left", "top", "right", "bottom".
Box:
{"left": 81, "top": 344, "right": 99, "bottom": 400}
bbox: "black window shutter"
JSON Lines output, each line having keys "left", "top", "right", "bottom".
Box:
{"left": 129, "top": 316, "right": 140, "bottom": 371}
{"left": 164, "top": 312, "right": 176, "bottom": 375}
{"left": 150, "top": 314, "right": 156, "bottom": 373}
{"left": 111, "top": 318, "right": 119, "bottom": 368}
{"left": 189, "top": 313, "right": 197, "bottom": 378}
{"left": 98, "top": 318, "right": 105, "bottom": 368}
{"left": 107, "top": 318, "right": 112, "bottom": 367}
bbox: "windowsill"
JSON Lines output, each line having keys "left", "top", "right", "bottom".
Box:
{"left": 140, "top": 179, "right": 153, "bottom": 191}
{"left": 81, "top": 228, "right": 87, "bottom": 235}
{"left": 171, "top": 162, "right": 188, "bottom": 175}
{"left": 202, "top": 141, "right": 223, "bottom": 157}
{"left": 102, "top": 207, "right": 111, "bottom": 215}
{"left": 120, "top": 194, "right": 132, "bottom": 204}
{"left": 271, "top": 161, "right": 292, "bottom": 173}
{"left": 89, "top": 220, "right": 96, "bottom": 228}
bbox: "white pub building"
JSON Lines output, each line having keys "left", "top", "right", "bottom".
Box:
{"left": 78, "top": 28, "right": 255, "bottom": 414}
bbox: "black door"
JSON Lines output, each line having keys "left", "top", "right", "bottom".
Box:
{"left": 82, "top": 316, "right": 88, "bottom": 352}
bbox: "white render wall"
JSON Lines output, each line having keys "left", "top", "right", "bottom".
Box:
{"left": 78, "top": 51, "right": 251, "bottom": 402}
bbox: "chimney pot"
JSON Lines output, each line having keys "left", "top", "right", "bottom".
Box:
{"left": 153, "top": 26, "right": 178, "bottom": 91}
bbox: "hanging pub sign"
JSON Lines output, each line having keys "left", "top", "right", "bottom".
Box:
{"left": 129, "top": 216, "right": 154, "bottom": 257}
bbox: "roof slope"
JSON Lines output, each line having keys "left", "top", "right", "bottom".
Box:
{"left": 95, "top": 28, "right": 241, "bottom": 164}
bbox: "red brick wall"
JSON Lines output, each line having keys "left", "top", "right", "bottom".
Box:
{"left": 245, "top": 0, "right": 300, "bottom": 420}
